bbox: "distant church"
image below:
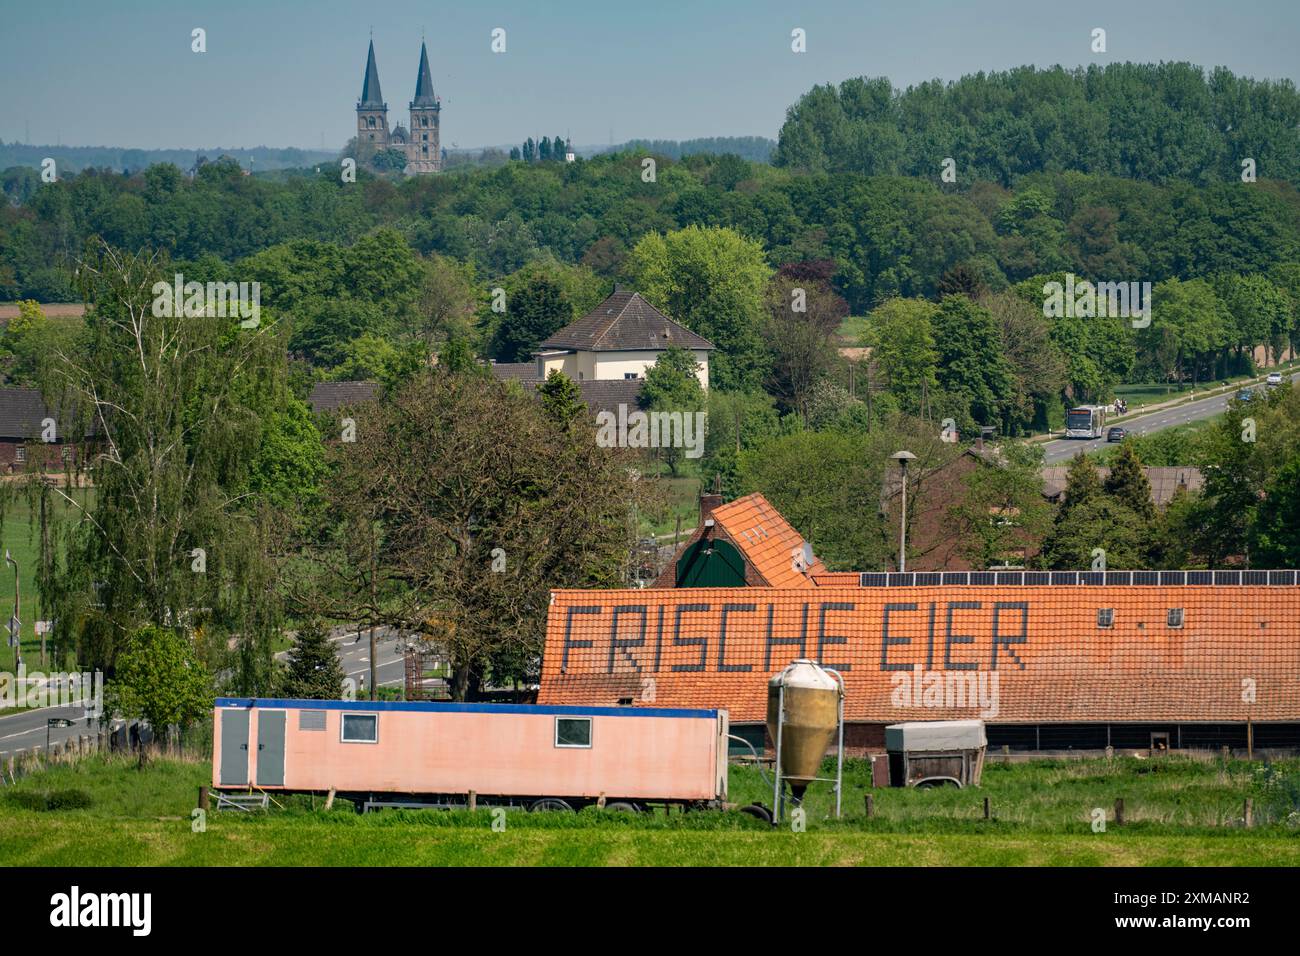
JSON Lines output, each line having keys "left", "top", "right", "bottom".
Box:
{"left": 355, "top": 39, "right": 442, "bottom": 174}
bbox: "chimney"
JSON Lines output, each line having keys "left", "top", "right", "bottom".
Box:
{"left": 699, "top": 493, "right": 723, "bottom": 529}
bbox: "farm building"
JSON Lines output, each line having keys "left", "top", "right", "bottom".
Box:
{"left": 539, "top": 493, "right": 1300, "bottom": 755}
{"left": 0, "top": 387, "right": 90, "bottom": 473}
{"left": 538, "top": 576, "right": 1300, "bottom": 755}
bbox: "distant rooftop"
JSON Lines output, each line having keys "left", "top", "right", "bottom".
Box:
{"left": 307, "top": 381, "right": 379, "bottom": 414}
{"left": 538, "top": 291, "right": 714, "bottom": 353}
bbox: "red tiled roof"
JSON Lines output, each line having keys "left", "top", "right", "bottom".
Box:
{"left": 707, "top": 493, "right": 826, "bottom": 588}
{"left": 812, "top": 572, "right": 861, "bottom": 587}
{"left": 538, "top": 585, "right": 1300, "bottom": 724}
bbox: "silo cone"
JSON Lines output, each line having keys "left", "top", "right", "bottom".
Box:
{"left": 767, "top": 660, "right": 841, "bottom": 801}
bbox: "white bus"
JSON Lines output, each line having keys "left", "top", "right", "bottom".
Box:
{"left": 1065, "top": 405, "right": 1106, "bottom": 439}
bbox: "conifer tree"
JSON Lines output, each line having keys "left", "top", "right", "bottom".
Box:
{"left": 1057, "top": 451, "right": 1103, "bottom": 519}
{"left": 1104, "top": 443, "right": 1156, "bottom": 520}
{"left": 280, "top": 618, "right": 346, "bottom": 699}
{"left": 537, "top": 369, "right": 584, "bottom": 425}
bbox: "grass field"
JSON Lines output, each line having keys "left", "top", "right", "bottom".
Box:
{"left": 0, "top": 488, "right": 91, "bottom": 671}
{"left": 2, "top": 751, "right": 1297, "bottom": 866}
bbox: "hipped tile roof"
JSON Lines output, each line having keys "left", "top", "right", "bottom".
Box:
{"left": 538, "top": 585, "right": 1300, "bottom": 724}
{"left": 539, "top": 291, "right": 714, "bottom": 353}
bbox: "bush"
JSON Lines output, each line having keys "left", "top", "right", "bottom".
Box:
{"left": 5, "top": 788, "right": 94, "bottom": 811}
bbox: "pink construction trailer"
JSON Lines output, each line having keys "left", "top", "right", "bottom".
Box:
{"left": 213, "top": 698, "right": 730, "bottom": 812}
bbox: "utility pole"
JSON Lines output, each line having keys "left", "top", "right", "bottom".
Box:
{"left": 368, "top": 522, "right": 378, "bottom": 701}
{"left": 5, "top": 550, "right": 19, "bottom": 671}
{"left": 38, "top": 482, "right": 49, "bottom": 667}
{"left": 890, "top": 452, "right": 917, "bottom": 572}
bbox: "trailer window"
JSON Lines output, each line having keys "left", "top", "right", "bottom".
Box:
{"left": 299, "top": 710, "right": 326, "bottom": 731}
{"left": 555, "top": 717, "right": 592, "bottom": 748}
{"left": 341, "top": 713, "right": 378, "bottom": 743}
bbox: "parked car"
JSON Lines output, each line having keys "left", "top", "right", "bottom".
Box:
{"left": 1106, "top": 426, "right": 1126, "bottom": 442}
{"left": 1266, "top": 372, "right": 1283, "bottom": 386}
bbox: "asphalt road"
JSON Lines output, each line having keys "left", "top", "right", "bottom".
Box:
{"left": 0, "top": 625, "right": 409, "bottom": 759}
{"left": 315, "top": 623, "right": 408, "bottom": 695}
{"left": 1040, "top": 374, "right": 1296, "bottom": 464}
{"left": 0, "top": 701, "right": 97, "bottom": 761}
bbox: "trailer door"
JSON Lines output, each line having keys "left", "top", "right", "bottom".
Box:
{"left": 716, "top": 712, "right": 729, "bottom": 801}
{"left": 219, "top": 709, "right": 251, "bottom": 786}
{"left": 256, "top": 710, "right": 286, "bottom": 787}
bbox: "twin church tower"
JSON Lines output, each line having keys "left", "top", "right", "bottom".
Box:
{"left": 355, "top": 39, "right": 442, "bottom": 174}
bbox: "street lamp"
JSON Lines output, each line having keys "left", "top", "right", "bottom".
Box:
{"left": 891, "top": 451, "right": 917, "bottom": 573}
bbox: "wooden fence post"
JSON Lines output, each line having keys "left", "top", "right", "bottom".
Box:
{"left": 1114, "top": 798, "right": 1125, "bottom": 826}
{"left": 468, "top": 790, "right": 477, "bottom": 812}
{"left": 198, "top": 786, "right": 209, "bottom": 811}
{"left": 324, "top": 788, "right": 337, "bottom": 811}
{"left": 864, "top": 794, "right": 874, "bottom": 818}
{"left": 1244, "top": 798, "right": 1253, "bottom": 828}
{"left": 983, "top": 797, "right": 991, "bottom": 820}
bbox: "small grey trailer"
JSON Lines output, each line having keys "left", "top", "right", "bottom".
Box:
{"left": 885, "top": 720, "right": 986, "bottom": 788}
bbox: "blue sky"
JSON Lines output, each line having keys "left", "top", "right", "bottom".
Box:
{"left": 1, "top": 0, "right": 1298, "bottom": 150}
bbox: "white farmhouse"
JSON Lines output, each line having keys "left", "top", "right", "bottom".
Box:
{"left": 531, "top": 289, "right": 713, "bottom": 388}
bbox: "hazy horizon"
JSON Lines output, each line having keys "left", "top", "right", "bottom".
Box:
{"left": 2, "top": 0, "right": 1298, "bottom": 152}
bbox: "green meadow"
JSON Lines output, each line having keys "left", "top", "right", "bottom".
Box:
{"left": 1, "top": 751, "right": 1297, "bottom": 866}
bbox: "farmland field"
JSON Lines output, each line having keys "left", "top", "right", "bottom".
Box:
{"left": 2, "top": 752, "right": 1297, "bottom": 867}
{"left": 0, "top": 487, "right": 92, "bottom": 671}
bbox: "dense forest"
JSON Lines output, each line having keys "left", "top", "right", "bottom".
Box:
{"left": 774, "top": 62, "right": 1300, "bottom": 184}
{"left": 0, "top": 141, "right": 336, "bottom": 175}
{"left": 4, "top": 144, "right": 1298, "bottom": 312}
{"left": 606, "top": 137, "right": 775, "bottom": 162}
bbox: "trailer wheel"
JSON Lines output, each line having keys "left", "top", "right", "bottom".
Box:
{"left": 739, "top": 802, "right": 774, "bottom": 826}
{"left": 528, "top": 798, "right": 574, "bottom": 813}
{"left": 604, "top": 801, "right": 641, "bottom": 813}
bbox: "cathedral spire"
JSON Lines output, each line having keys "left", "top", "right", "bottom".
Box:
{"left": 359, "top": 39, "right": 385, "bottom": 108}
{"left": 411, "top": 41, "right": 437, "bottom": 107}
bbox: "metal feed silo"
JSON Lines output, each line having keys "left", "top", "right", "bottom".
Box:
{"left": 767, "top": 659, "right": 845, "bottom": 819}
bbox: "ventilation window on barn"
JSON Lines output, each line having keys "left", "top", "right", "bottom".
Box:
{"left": 299, "top": 710, "right": 326, "bottom": 731}
{"left": 14, "top": 447, "right": 25, "bottom": 462}
{"left": 1167, "top": 608, "right": 1185, "bottom": 629}
{"left": 341, "top": 713, "right": 378, "bottom": 743}
{"left": 1097, "top": 608, "right": 1114, "bottom": 628}
{"left": 555, "top": 717, "right": 592, "bottom": 748}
